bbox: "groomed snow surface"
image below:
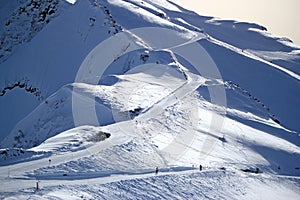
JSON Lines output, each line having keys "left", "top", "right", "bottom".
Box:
{"left": 1, "top": 65, "right": 299, "bottom": 199}
{"left": 0, "top": 0, "right": 300, "bottom": 199}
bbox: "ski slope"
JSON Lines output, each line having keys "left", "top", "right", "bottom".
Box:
{"left": 0, "top": 0, "right": 300, "bottom": 199}
{"left": 1, "top": 62, "right": 299, "bottom": 199}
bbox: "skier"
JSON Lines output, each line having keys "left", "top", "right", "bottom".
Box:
{"left": 155, "top": 167, "right": 158, "bottom": 175}
{"left": 199, "top": 165, "right": 202, "bottom": 171}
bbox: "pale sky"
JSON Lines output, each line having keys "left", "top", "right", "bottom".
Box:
{"left": 171, "top": 0, "right": 300, "bottom": 46}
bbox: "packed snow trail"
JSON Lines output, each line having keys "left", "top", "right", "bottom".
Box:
{"left": 0, "top": 129, "right": 130, "bottom": 185}
{"left": 137, "top": 72, "right": 207, "bottom": 120}
{"left": 0, "top": 164, "right": 196, "bottom": 193}
{"left": 2, "top": 166, "right": 299, "bottom": 199}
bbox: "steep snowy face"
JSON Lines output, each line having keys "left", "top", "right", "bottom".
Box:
{"left": 0, "top": 0, "right": 299, "bottom": 173}
{"left": 0, "top": 0, "right": 108, "bottom": 139}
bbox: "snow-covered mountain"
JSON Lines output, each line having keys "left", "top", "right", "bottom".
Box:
{"left": 0, "top": 0, "right": 299, "bottom": 199}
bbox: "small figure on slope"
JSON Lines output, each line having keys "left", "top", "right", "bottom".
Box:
{"left": 155, "top": 167, "right": 159, "bottom": 175}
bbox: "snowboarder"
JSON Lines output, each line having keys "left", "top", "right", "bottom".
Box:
{"left": 199, "top": 165, "right": 202, "bottom": 171}
{"left": 155, "top": 167, "right": 158, "bottom": 174}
